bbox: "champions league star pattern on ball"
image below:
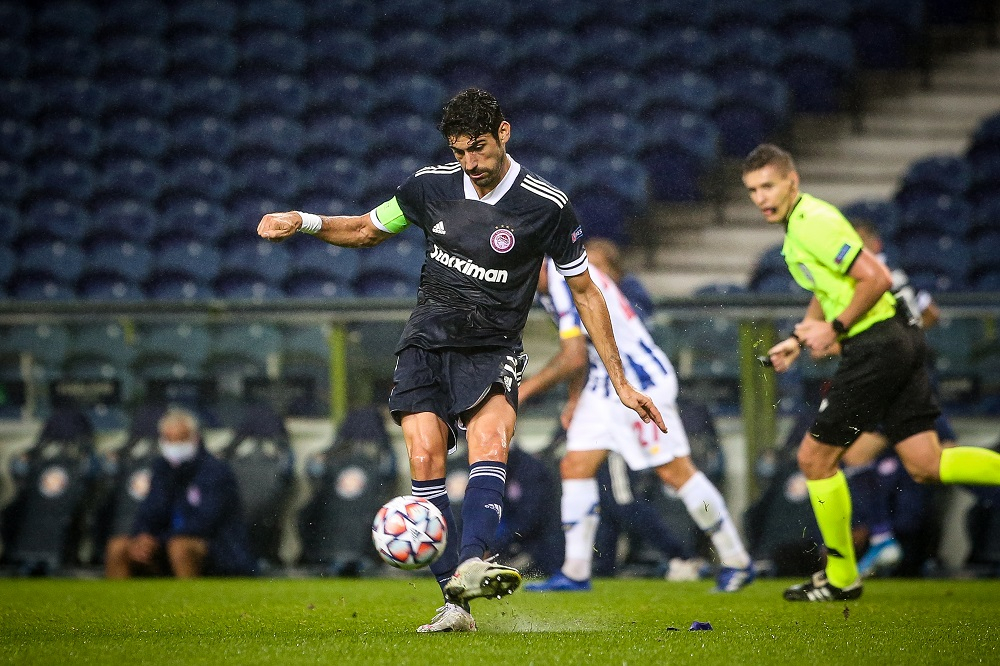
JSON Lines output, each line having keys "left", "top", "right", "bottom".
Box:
{"left": 372, "top": 495, "right": 448, "bottom": 570}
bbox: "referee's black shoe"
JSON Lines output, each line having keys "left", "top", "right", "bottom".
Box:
{"left": 784, "top": 570, "right": 863, "bottom": 602}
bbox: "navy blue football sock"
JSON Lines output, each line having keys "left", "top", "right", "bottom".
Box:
{"left": 459, "top": 461, "right": 507, "bottom": 563}
{"left": 412, "top": 478, "right": 459, "bottom": 594}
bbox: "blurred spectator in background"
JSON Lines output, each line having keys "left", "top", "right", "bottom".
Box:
{"left": 585, "top": 238, "right": 655, "bottom": 323}
{"left": 104, "top": 407, "right": 254, "bottom": 579}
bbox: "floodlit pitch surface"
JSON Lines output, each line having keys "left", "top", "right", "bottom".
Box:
{"left": 2, "top": 577, "right": 999, "bottom": 664}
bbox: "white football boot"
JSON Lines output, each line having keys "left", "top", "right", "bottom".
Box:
{"left": 416, "top": 603, "right": 477, "bottom": 633}
{"left": 444, "top": 556, "right": 522, "bottom": 603}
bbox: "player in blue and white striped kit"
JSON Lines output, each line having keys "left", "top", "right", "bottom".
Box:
{"left": 521, "top": 258, "right": 754, "bottom": 592}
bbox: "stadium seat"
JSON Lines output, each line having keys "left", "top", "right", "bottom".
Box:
{"left": 850, "top": 0, "right": 923, "bottom": 69}
{"left": 237, "top": 73, "right": 308, "bottom": 116}
{"left": 31, "top": 157, "right": 95, "bottom": 201}
{"left": 709, "top": 0, "right": 779, "bottom": 30}
{"left": 840, "top": 199, "right": 901, "bottom": 240}
{"left": 89, "top": 199, "right": 159, "bottom": 244}
{"left": 17, "top": 238, "right": 86, "bottom": 284}
{"left": 36, "top": 1, "right": 99, "bottom": 36}
{"left": 713, "top": 70, "right": 791, "bottom": 158}
{"left": 0, "top": 80, "right": 38, "bottom": 122}
{"left": 153, "top": 238, "right": 221, "bottom": 283}
{"left": 238, "top": 0, "right": 306, "bottom": 32}
{"left": 83, "top": 238, "right": 154, "bottom": 283}
{"left": 575, "top": 27, "right": 647, "bottom": 72}
{"left": 639, "top": 111, "right": 721, "bottom": 202}
{"left": 172, "top": 75, "right": 240, "bottom": 117}
{"left": 142, "top": 271, "right": 215, "bottom": 301}
{"left": 136, "top": 322, "right": 212, "bottom": 368}
{"left": 368, "top": 156, "right": 425, "bottom": 197}
{"left": 374, "top": 74, "right": 446, "bottom": 117}
{"left": 168, "top": 113, "right": 236, "bottom": 159}
{"left": 642, "top": 71, "right": 718, "bottom": 116}
{"left": 162, "top": 158, "right": 232, "bottom": 201}
{"left": 305, "top": 73, "right": 378, "bottom": 119}
{"left": 899, "top": 235, "right": 971, "bottom": 290}
{"left": 299, "top": 156, "right": 368, "bottom": 204}
{"left": 101, "top": 1, "right": 169, "bottom": 37}
{"left": 283, "top": 275, "right": 357, "bottom": 300}
{"left": 231, "top": 155, "right": 301, "bottom": 201}
{"left": 102, "top": 116, "right": 169, "bottom": 159}
{"left": 204, "top": 323, "right": 282, "bottom": 377}
{"left": 365, "top": 114, "right": 444, "bottom": 163}
{"left": 239, "top": 29, "right": 306, "bottom": 74}
{"left": 158, "top": 197, "right": 229, "bottom": 244}
{"left": 375, "top": 31, "right": 447, "bottom": 74}
{"left": 509, "top": 29, "right": 581, "bottom": 75}
{"left": 781, "top": 26, "right": 856, "bottom": 113}
{"left": 19, "top": 199, "right": 90, "bottom": 244}
{"left": 971, "top": 196, "right": 1000, "bottom": 240}
{"left": 572, "top": 156, "right": 649, "bottom": 242}
{"left": 0, "top": 119, "right": 33, "bottom": 160}
{"left": 779, "top": 0, "right": 853, "bottom": 32}
{"left": 510, "top": 113, "right": 579, "bottom": 160}
{"left": 0, "top": 3, "right": 30, "bottom": 39}
{"left": 168, "top": 32, "right": 238, "bottom": 75}
{"left": 896, "top": 155, "right": 973, "bottom": 208}
{"left": 371, "top": 0, "right": 444, "bottom": 35}
{"left": 218, "top": 235, "right": 291, "bottom": 285}
{"left": 644, "top": 27, "right": 717, "bottom": 74}
{"left": 36, "top": 77, "right": 103, "bottom": 119}
{"left": 306, "top": 30, "right": 376, "bottom": 76}
{"left": 171, "top": 0, "right": 237, "bottom": 33}
{"left": 0, "top": 159, "right": 27, "bottom": 205}
{"left": 31, "top": 36, "right": 100, "bottom": 77}
{"left": 99, "top": 35, "right": 168, "bottom": 76}
{"left": 302, "top": 114, "right": 372, "bottom": 160}
{"left": 100, "top": 76, "right": 173, "bottom": 118}
{"left": 356, "top": 236, "right": 424, "bottom": 285}
{"left": 6, "top": 270, "right": 76, "bottom": 301}
{"left": 966, "top": 152, "right": 1000, "bottom": 206}
{"left": 712, "top": 27, "right": 786, "bottom": 81}
{"left": 0, "top": 324, "right": 71, "bottom": 372}
{"left": 66, "top": 321, "right": 137, "bottom": 370}
{"left": 572, "top": 112, "right": 646, "bottom": 161}
{"left": 444, "top": 29, "right": 513, "bottom": 76}
{"left": 76, "top": 272, "right": 146, "bottom": 301}
{"left": 219, "top": 402, "right": 295, "bottom": 568}
{"left": 212, "top": 272, "right": 286, "bottom": 301}
{"left": 353, "top": 275, "right": 417, "bottom": 299}
{"left": 306, "top": 0, "right": 374, "bottom": 31}
{"left": 509, "top": 0, "right": 593, "bottom": 30}
{"left": 0, "top": 39, "right": 28, "bottom": 79}
{"left": 285, "top": 235, "right": 361, "bottom": 283}
{"left": 576, "top": 71, "right": 647, "bottom": 116}
{"left": 508, "top": 73, "right": 580, "bottom": 116}
{"left": 233, "top": 114, "right": 303, "bottom": 156}
{"left": 34, "top": 115, "right": 100, "bottom": 159}
{"left": 969, "top": 232, "right": 1000, "bottom": 289}
{"left": 897, "top": 194, "right": 972, "bottom": 238}
{"left": 0, "top": 246, "right": 14, "bottom": 286}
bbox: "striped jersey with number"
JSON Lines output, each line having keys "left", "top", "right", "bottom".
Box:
{"left": 539, "top": 258, "right": 674, "bottom": 396}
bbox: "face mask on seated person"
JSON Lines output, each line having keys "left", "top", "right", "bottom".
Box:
{"left": 159, "top": 440, "right": 199, "bottom": 466}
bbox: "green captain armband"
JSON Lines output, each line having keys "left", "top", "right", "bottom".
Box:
{"left": 371, "top": 197, "right": 410, "bottom": 234}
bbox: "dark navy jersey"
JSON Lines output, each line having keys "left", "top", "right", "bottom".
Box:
{"left": 373, "top": 157, "right": 588, "bottom": 351}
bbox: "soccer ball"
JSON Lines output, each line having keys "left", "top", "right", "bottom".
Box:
{"left": 371, "top": 495, "right": 448, "bottom": 570}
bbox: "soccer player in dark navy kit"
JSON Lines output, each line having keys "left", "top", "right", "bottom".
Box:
{"left": 259, "top": 88, "right": 665, "bottom": 632}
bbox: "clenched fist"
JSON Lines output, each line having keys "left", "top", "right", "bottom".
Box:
{"left": 258, "top": 211, "right": 301, "bottom": 241}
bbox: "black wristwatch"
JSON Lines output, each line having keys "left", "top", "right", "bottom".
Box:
{"left": 832, "top": 318, "right": 848, "bottom": 336}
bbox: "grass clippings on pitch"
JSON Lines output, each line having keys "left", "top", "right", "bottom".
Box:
{"left": 2, "top": 576, "right": 999, "bottom": 665}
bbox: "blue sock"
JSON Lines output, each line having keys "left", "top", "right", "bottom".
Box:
{"left": 459, "top": 461, "right": 507, "bottom": 562}
{"left": 412, "top": 478, "right": 458, "bottom": 594}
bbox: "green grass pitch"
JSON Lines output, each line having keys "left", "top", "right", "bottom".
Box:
{"left": 2, "top": 576, "right": 999, "bottom": 664}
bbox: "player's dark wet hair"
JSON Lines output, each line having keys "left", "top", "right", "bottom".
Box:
{"left": 743, "top": 143, "right": 797, "bottom": 175}
{"left": 438, "top": 88, "right": 505, "bottom": 143}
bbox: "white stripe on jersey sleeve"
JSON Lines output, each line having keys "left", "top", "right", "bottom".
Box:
{"left": 415, "top": 163, "right": 462, "bottom": 177}
{"left": 554, "top": 251, "right": 589, "bottom": 277}
{"left": 547, "top": 258, "right": 585, "bottom": 338}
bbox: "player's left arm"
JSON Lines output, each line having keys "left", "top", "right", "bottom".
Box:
{"left": 565, "top": 270, "right": 667, "bottom": 432}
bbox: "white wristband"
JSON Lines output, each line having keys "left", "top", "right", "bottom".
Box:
{"left": 295, "top": 211, "right": 322, "bottom": 234}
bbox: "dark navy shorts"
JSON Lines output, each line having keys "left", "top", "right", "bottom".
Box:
{"left": 389, "top": 345, "right": 528, "bottom": 453}
{"left": 811, "top": 311, "right": 940, "bottom": 448}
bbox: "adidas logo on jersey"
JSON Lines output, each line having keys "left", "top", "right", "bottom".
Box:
{"left": 432, "top": 221, "right": 446, "bottom": 235}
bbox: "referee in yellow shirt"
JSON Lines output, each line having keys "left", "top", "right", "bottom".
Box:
{"left": 743, "top": 143, "right": 1000, "bottom": 602}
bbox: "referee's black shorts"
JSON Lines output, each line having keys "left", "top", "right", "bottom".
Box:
{"left": 810, "top": 311, "right": 940, "bottom": 448}
{"left": 388, "top": 345, "right": 528, "bottom": 453}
